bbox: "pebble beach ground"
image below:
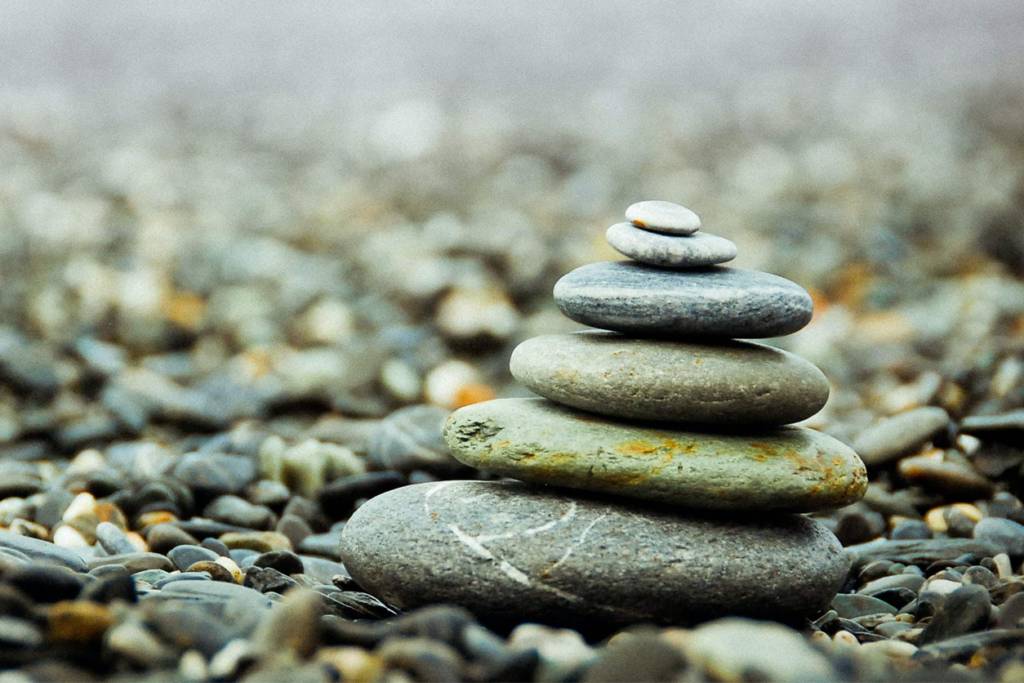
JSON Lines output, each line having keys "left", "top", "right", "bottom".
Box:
{"left": 3, "top": 5, "right": 1024, "bottom": 681}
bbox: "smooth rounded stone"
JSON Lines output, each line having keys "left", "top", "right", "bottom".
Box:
{"left": 510, "top": 332, "right": 828, "bottom": 426}
{"left": 625, "top": 200, "right": 701, "bottom": 235}
{"left": 852, "top": 407, "right": 951, "bottom": 467}
{"left": 368, "top": 405, "right": 461, "bottom": 474}
{"left": 846, "top": 538, "right": 1001, "bottom": 568}
{"left": 253, "top": 550, "right": 305, "bottom": 576}
{"left": 88, "top": 552, "right": 174, "bottom": 574}
{"left": 317, "top": 471, "right": 406, "bottom": 518}
{"left": 146, "top": 524, "right": 199, "bottom": 555}
{"left": 897, "top": 456, "right": 994, "bottom": 498}
{"left": 169, "top": 545, "right": 221, "bottom": 571}
{"left": 5, "top": 564, "right": 86, "bottom": 602}
{"left": 297, "top": 532, "right": 343, "bottom": 559}
{"left": 973, "top": 517, "right": 1024, "bottom": 558}
{"left": 154, "top": 572, "right": 213, "bottom": 588}
{"left": 0, "top": 530, "right": 87, "bottom": 571}
{"left": 153, "top": 578, "right": 274, "bottom": 610}
{"left": 203, "top": 495, "right": 276, "bottom": 530}
{"left": 339, "top": 480, "right": 850, "bottom": 626}
{"left": 0, "top": 616, "right": 44, "bottom": 649}
{"left": 553, "top": 262, "right": 813, "bottom": 338}
{"left": 95, "top": 521, "right": 136, "bottom": 556}
{"left": 444, "top": 399, "right": 865, "bottom": 511}
{"left": 919, "top": 584, "right": 992, "bottom": 644}
{"left": 830, "top": 593, "right": 898, "bottom": 618}
{"left": 606, "top": 222, "right": 736, "bottom": 268}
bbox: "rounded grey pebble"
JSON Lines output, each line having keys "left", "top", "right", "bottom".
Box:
{"left": 339, "top": 480, "right": 850, "bottom": 626}
{"left": 606, "top": 222, "right": 736, "bottom": 268}
{"left": 510, "top": 331, "right": 828, "bottom": 425}
{"left": 553, "top": 262, "right": 813, "bottom": 338}
{"left": 625, "top": 200, "right": 701, "bottom": 234}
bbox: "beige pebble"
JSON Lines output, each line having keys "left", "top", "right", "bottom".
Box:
{"left": 832, "top": 630, "right": 860, "bottom": 648}
{"left": 994, "top": 553, "right": 1014, "bottom": 579}
{"left": 215, "top": 556, "right": 244, "bottom": 583}
{"left": 922, "top": 578, "right": 962, "bottom": 596}
{"left": 53, "top": 524, "right": 90, "bottom": 548}
{"left": 178, "top": 649, "right": 207, "bottom": 682}
{"left": 860, "top": 640, "right": 918, "bottom": 659}
{"left": 62, "top": 492, "right": 97, "bottom": 522}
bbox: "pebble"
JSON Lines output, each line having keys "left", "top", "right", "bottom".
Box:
{"left": 624, "top": 200, "right": 701, "bottom": 235}
{"left": 95, "top": 521, "right": 136, "bottom": 555}
{"left": 960, "top": 409, "right": 1024, "bottom": 442}
{"left": 0, "top": 531, "right": 87, "bottom": 571}
{"left": 681, "top": 618, "right": 834, "bottom": 682}
{"left": 830, "top": 593, "right": 898, "bottom": 618}
{"left": 973, "top": 517, "right": 1024, "bottom": 558}
{"left": 847, "top": 538, "right": 1001, "bottom": 568}
{"left": 367, "top": 405, "right": 460, "bottom": 473}
{"left": 852, "top": 407, "right": 951, "bottom": 467}
{"left": 0, "top": 616, "right": 44, "bottom": 650}
{"left": 891, "top": 519, "right": 932, "bottom": 540}
{"left": 47, "top": 601, "right": 113, "bottom": 643}
{"left": 919, "top": 584, "right": 992, "bottom": 644}
{"left": 203, "top": 495, "right": 276, "bottom": 530}
{"left": 89, "top": 552, "right": 174, "bottom": 574}
{"left": 253, "top": 550, "right": 305, "bottom": 576}
{"left": 317, "top": 471, "right": 406, "bottom": 518}
{"left": 605, "top": 223, "right": 736, "bottom": 268}
{"left": 5, "top": 564, "right": 85, "bottom": 602}
{"left": 169, "top": 545, "right": 221, "bottom": 570}
{"left": 444, "top": 398, "right": 866, "bottom": 511}
{"left": 897, "top": 455, "right": 994, "bottom": 498}
{"left": 553, "top": 262, "right": 813, "bottom": 337}
{"left": 220, "top": 531, "right": 292, "bottom": 553}
{"left": 510, "top": 332, "right": 829, "bottom": 425}
{"left": 339, "top": 480, "right": 850, "bottom": 625}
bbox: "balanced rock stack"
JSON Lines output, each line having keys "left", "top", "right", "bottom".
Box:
{"left": 341, "top": 201, "right": 868, "bottom": 627}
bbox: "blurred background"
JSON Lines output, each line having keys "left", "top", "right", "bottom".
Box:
{"left": 1, "top": 1, "right": 1023, "bottom": 448}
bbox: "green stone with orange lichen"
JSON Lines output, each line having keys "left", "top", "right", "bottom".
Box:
{"left": 443, "top": 398, "right": 866, "bottom": 512}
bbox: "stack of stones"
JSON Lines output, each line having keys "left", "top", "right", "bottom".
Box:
{"left": 341, "top": 201, "right": 868, "bottom": 627}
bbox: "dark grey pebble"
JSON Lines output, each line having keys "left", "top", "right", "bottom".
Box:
{"left": 962, "top": 565, "right": 998, "bottom": 589}
{"left": 253, "top": 550, "right": 304, "bottom": 576}
{"left": 376, "top": 637, "right": 464, "bottom": 682}
{"left": 997, "top": 593, "right": 1024, "bottom": 629}
{"left": 584, "top": 632, "right": 685, "bottom": 682}
{"left": 919, "top": 584, "right": 992, "bottom": 644}
{"left": 830, "top": 593, "right": 898, "bottom": 618}
{"left": 229, "top": 548, "right": 259, "bottom": 567}
{"left": 276, "top": 514, "right": 314, "bottom": 548}
{"left": 973, "top": 517, "right": 1024, "bottom": 558}
{"left": 846, "top": 538, "right": 1001, "bottom": 568}
{"left": 171, "top": 452, "right": 257, "bottom": 498}
{"left": 147, "top": 604, "right": 234, "bottom": 658}
{"left": 859, "top": 573, "right": 924, "bottom": 595}
{"left": 852, "top": 407, "right": 951, "bottom": 467}
{"left": 368, "top": 404, "right": 460, "bottom": 473}
{"left": 79, "top": 572, "right": 137, "bottom": 604}
{"left": 244, "top": 566, "right": 299, "bottom": 594}
{"left": 890, "top": 519, "right": 933, "bottom": 540}
{"left": 297, "top": 531, "right": 342, "bottom": 559}
{"left": 203, "top": 495, "right": 276, "bottom": 530}
{"left": 175, "top": 518, "right": 250, "bottom": 538}
{"left": 96, "top": 522, "right": 136, "bottom": 555}
{"left": 5, "top": 564, "right": 85, "bottom": 602}
{"left": 247, "top": 479, "right": 292, "bottom": 508}
{"left": 201, "top": 538, "right": 231, "bottom": 557}
{"left": 340, "top": 480, "right": 849, "bottom": 626}
{"left": 834, "top": 505, "right": 886, "bottom": 545}
{"left": 145, "top": 524, "right": 199, "bottom": 555}
{"left": 960, "top": 409, "right": 1024, "bottom": 443}
{"left": 318, "top": 588, "right": 398, "bottom": 619}
{"left": 0, "top": 531, "right": 87, "bottom": 571}
{"left": 553, "top": 262, "right": 813, "bottom": 338}
{"left": 317, "top": 471, "right": 406, "bottom": 518}
{"left": 88, "top": 552, "right": 174, "bottom": 574}
{"left": 299, "top": 556, "right": 352, "bottom": 586}
{"left": 153, "top": 579, "right": 274, "bottom": 611}
{"left": 914, "top": 629, "right": 1024, "bottom": 663}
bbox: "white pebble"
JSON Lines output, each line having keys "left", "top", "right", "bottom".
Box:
{"left": 625, "top": 200, "right": 701, "bottom": 235}
{"left": 62, "top": 492, "right": 97, "bottom": 522}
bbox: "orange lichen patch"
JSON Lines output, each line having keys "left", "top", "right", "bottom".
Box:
{"left": 453, "top": 383, "right": 496, "bottom": 408}
{"left": 162, "top": 291, "right": 206, "bottom": 330}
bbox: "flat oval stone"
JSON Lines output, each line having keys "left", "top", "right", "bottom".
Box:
{"left": 443, "top": 398, "right": 866, "bottom": 511}
{"left": 510, "top": 332, "right": 828, "bottom": 425}
{"left": 339, "top": 480, "right": 850, "bottom": 626}
{"left": 625, "top": 200, "right": 700, "bottom": 235}
{"left": 606, "top": 223, "right": 736, "bottom": 268}
{"left": 553, "top": 262, "right": 813, "bottom": 338}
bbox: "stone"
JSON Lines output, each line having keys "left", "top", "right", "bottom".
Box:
{"left": 680, "top": 618, "right": 834, "bottom": 682}
{"left": 47, "top": 601, "right": 114, "bottom": 643}
{"left": 0, "top": 530, "right": 87, "bottom": 571}
{"left": 95, "top": 521, "right": 136, "bottom": 555}
{"left": 169, "top": 545, "right": 221, "bottom": 571}
{"left": 339, "top": 480, "right": 850, "bottom": 626}
{"left": 511, "top": 332, "right": 828, "bottom": 425}
{"left": 624, "top": 200, "right": 701, "bottom": 235}
{"left": 5, "top": 564, "right": 85, "bottom": 602}
{"left": 846, "top": 538, "right": 1001, "bottom": 568}
{"left": 88, "top": 552, "right": 174, "bottom": 574}
{"left": 973, "top": 517, "right": 1024, "bottom": 558}
{"left": 830, "top": 593, "right": 898, "bottom": 618}
{"left": 444, "top": 399, "right": 865, "bottom": 512}
{"left": 220, "top": 531, "right": 292, "bottom": 553}
{"left": 606, "top": 223, "right": 736, "bottom": 268}
{"left": 897, "top": 455, "right": 994, "bottom": 498}
{"left": 146, "top": 524, "right": 199, "bottom": 555}
{"left": 919, "top": 584, "right": 991, "bottom": 644}
{"left": 317, "top": 471, "right": 406, "bottom": 518}
{"left": 368, "top": 405, "right": 460, "bottom": 473}
{"left": 203, "top": 495, "right": 276, "bottom": 530}
{"left": 852, "top": 407, "right": 951, "bottom": 467}
{"left": 553, "top": 262, "right": 813, "bottom": 338}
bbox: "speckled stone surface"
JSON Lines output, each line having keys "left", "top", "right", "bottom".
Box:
{"left": 625, "top": 200, "right": 701, "bottom": 235}
{"left": 443, "top": 398, "right": 866, "bottom": 511}
{"left": 606, "top": 222, "right": 737, "bottom": 268}
{"left": 510, "top": 331, "right": 828, "bottom": 425}
{"left": 553, "top": 262, "right": 814, "bottom": 337}
{"left": 339, "top": 480, "right": 850, "bottom": 626}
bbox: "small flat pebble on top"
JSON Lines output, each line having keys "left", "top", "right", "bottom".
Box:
{"left": 606, "top": 223, "right": 737, "bottom": 268}
{"left": 625, "top": 200, "right": 701, "bottom": 235}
